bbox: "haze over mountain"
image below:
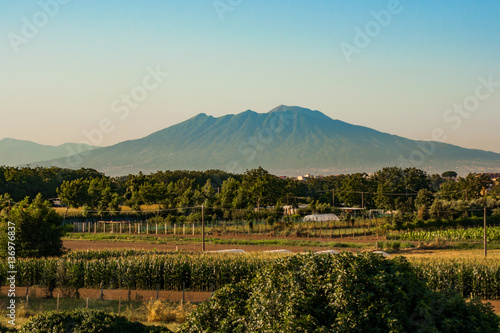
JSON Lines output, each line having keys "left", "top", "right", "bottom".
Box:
{"left": 24, "top": 106, "right": 500, "bottom": 176}
{"left": 0, "top": 138, "right": 97, "bottom": 167}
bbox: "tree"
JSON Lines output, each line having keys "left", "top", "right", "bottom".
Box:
{"left": 415, "top": 189, "right": 434, "bottom": 210}
{"left": 0, "top": 194, "right": 64, "bottom": 258}
{"left": 241, "top": 167, "right": 280, "bottom": 207}
{"left": 202, "top": 179, "right": 216, "bottom": 207}
{"left": 442, "top": 170, "right": 458, "bottom": 179}
{"left": 338, "top": 173, "right": 373, "bottom": 208}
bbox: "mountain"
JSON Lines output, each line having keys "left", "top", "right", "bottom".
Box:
{"left": 0, "top": 138, "right": 98, "bottom": 167}
{"left": 33, "top": 106, "right": 500, "bottom": 176}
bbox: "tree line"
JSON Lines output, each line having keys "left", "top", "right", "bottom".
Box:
{"left": 1, "top": 165, "right": 500, "bottom": 258}
{"left": 1, "top": 165, "right": 498, "bottom": 219}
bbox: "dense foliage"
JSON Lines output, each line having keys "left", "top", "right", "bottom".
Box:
{"left": 180, "top": 253, "right": 500, "bottom": 332}
{"left": 18, "top": 309, "right": 170, "bottom": 333}
{"left": 0, "top": 166, "right": 103, "bottom": 201}
{"left": 0, "top": 194, "right": 65, "bottom": 258}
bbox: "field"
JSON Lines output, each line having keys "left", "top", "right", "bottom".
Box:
{"left": 2, "top": 231, "right": 500, "bottom": 331}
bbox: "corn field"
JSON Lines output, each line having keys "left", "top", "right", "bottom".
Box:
{"left": 1, "top": 251, "right": 499, "bottom": 300}
{"left": 408, "top": 257, "right": 500, "bottom": 300}
{"left": 0, "top": 251, "right": 275, "bottom": 292}
{"left": 395, "top": 226, "right": 500, "bottom": 242}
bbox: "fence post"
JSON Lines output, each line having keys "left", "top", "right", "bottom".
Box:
{"left": 100, "top": 282, "right": 104, "bottom": 300}
{"left": 157, "top": 284, "right": 160, "bottom": 300}
{"left": 182, "top": 281, "right": 186, "bottom": 310}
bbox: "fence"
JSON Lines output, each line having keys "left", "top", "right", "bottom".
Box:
{"left": 70, "top": 217, "right": 388, "bottom": 240}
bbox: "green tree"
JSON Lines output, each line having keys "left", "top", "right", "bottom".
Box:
{"left": 219, "top": 177, "right": 240, "bottom": 209}
{"left": 442, "top": 170, "right": 458, "bottom": 178}
{"left": 241, "top": 167, "right": 280, "bottom": 207}
{"left": 338, "top": 173, "right": 373, "bottom": 208}
{"left": 415, "top": 189, "right": 434, "bottom": 209}
{"left": 0, "top": 194, "right": 64, "bottom": 258}
{"left": 202, "top": 179, "right": 216, "bottom": 207}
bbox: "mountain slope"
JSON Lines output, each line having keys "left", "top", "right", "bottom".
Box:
{"left": 0, "top": 138, "right": 98, "bottom": 167}
{"left": 33, "top": 106, "right": 500, "bottom": 175}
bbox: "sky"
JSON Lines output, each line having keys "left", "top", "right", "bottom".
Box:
{"left": 1, "top": 0, "right": 499, "bottom": 153}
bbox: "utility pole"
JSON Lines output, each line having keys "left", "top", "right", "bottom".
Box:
{"left": 484, "top": 191, "right": 488, "bottom": 257}
{"left": 332, "top": 189, "right": 335, "bottom": 207}
{"left": 484, "top": 205, "right": 487, "bottom": 257}
{"left": 202, "top": 204, "right": 205, "bottom": 252}
{"left": 361, "top": 192, "right": 364, "bottom": 209}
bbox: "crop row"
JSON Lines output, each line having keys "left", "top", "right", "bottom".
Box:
{"left": 0, "top": 253, "right": 271, "bottom": 292}
{"left": 1, "top": 253, "right": 499, "bottom": 299}
{"left": 409, "top": 258, "right": 500, "bottom": 300}
{"left": 395, "top": 226, "right": 500, "bottom": 242}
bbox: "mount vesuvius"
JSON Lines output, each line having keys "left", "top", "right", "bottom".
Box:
{"left": 33, "top": 106, "right": 500, "bottom": 176}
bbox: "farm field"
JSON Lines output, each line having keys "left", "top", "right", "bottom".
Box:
{"left": 1, "top": 234, "right": 500, "bottom": 331}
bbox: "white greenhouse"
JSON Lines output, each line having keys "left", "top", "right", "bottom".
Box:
{"left": 302, "top": 214, "right": 340, "bottom": 222}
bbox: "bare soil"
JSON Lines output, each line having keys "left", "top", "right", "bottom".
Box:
{"left": 63, "top": 239, "right": 362, "bottom": 253}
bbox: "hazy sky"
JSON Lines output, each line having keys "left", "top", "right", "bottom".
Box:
{"left": 1, "top": 1, "right": 499, "bottom": 153}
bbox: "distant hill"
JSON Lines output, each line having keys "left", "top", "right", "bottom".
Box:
{"left": 32, "top": 106, "right": 500, "bottom": 176}
{"left": 0, "top": 138, "right": 98, "bottom": 167}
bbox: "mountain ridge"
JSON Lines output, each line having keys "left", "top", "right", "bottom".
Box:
{"left": 9, "top": 106, "right": 500, "bottom": 176}
{"left": 0, "top": 138, "right": 98, "bottom": 167}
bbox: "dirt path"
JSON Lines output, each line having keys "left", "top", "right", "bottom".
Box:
{"left": 63, "top": 239, "right": 359, "bottom": 253}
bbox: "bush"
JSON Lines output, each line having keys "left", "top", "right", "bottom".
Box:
{"left": 0, "top": 323, "right": 16, "bottom": 333}
{"left": 180, "top": 252, "right": 500, "bottom": 332}
{"left": 265, "top": 216, "right": 275, "bottom": 226}
{"left": 19, "top": 309, "right": 171, "bottom": 333}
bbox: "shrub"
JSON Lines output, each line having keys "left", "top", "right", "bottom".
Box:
{"left": 0, "top": 323, "right": 16, "bottom": 333}
{"left": 19, "top": 309, "right": 172, "bottom": 333}
{"left": 265, "top": 216, "right": 275, "bottom": 226}
{"left": 180, "top": 252, "right": 500, "bottom": 332}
